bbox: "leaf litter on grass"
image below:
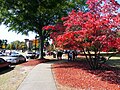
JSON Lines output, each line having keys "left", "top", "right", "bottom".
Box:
{"left": 52, "top": 60, "right": 120, "bottom": 90}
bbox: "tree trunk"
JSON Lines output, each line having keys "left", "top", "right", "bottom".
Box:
{"left": 40, "top": 35, "right": 44, "bottom": 59}
{"left": 39, "top": 28, "right": 44, "bottom": 59}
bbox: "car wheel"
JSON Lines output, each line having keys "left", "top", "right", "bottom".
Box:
{"left": 8, "top": 63, "right": 12, "bottom": 68}
{"left": 24, "top": 58, "right": 26, "bottom": 62}
{"left": 26, "top": 56, "right": 29, "bottom": 59}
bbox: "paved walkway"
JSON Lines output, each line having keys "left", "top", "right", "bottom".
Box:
{"left": 17, "top": 61, "right": 58, "bottom": 90}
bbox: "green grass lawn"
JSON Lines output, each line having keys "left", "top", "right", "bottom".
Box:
{"left": 77, "top": 55, "right": 120, "bottom": 68}
{"left": 106, "top": 56, "right": 120, "bottom": 68}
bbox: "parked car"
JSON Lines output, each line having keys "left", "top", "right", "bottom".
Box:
{"left": 25, "top": 51, "right": 36, "bottom": 59}
{"left": 1, "top": 54, "right": 26, "bottom": 64}
{"left": 10, "top": 54, "right": 26, "bottom": 63}
{"left": 35, "top": 52, "right": 40, "bottom": 58}
{"left": 4, "top": 51, "right": 20, "bottom": 56}
{"left": 0, "top": 52, "right": 5, "bottom": 56}
{"left": 0, "top": 58, "right": 11, "bottom": 69}
{"left": 10, "top": 52, "right": 20, "bottom": 56}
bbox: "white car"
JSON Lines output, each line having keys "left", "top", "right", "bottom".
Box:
{"left": 26, "top": 52, "right": 36, "bottom": 59}
{"left": 0, "top": 52, "right": 5, "bottom": 56}
{"left": 1, "top": 54, "right": 26, "bottom": 64}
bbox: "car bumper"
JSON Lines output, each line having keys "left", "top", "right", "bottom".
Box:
{"left": 7, "top": 60, "right": 19, "bottom": 64}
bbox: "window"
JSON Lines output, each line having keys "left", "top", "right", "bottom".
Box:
{"left": 0, "top": 58, "right": 5, "bottom": 63}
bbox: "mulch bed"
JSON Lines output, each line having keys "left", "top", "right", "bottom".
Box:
{"left": 20, "top": 59, "right": 49, "bottom": 66}
{"left": 52, "top": 60, "right": 120, "bottom": 90}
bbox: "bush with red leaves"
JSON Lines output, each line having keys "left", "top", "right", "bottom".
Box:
{"left": 52, "top": 60, "right": 120, "bottom": 90}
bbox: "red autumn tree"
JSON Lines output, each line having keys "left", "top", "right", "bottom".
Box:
{"left": 42, "top": 22, "right": 66, "bottom": 48}
{"left": 43, "top": 0, "right": 120, "bottom": 69}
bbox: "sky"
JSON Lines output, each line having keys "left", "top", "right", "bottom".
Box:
{"left": 0, "top": 0, "right": 119, "bottom": 43}
{"left": 0, "top": 25, "right": 36, "bottom": 43}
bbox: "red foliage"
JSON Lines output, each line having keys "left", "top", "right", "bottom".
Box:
{"left": 61, "top": 7, "right": 120, "bottom": 50}
{"left": 42, "top": 22, "right": 66, "bottom": 47}
{"left": 42, "top": 25, "right": 55, "bottom": 30}
{"left": 20, "top": 59, "right": 49, "bottom": 66}
{"left": 42, "top": 0, "right": 120, "bottom": 69}
{"left": 52, "top": 61, "right": 120, "bottom": 90}
{"left": 42, "top": 0, "right": 120, "bottom": 51}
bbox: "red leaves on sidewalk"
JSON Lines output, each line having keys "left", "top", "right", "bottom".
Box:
{"left": 52, "top": 61, "right": 120, "bottom": 90}
{"left": 21, "top": 59, "right": 49, "bottom": 66}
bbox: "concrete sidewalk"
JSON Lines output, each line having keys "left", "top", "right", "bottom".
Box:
{"left": 17, "top": 61, "right": 57, "bottom": 90}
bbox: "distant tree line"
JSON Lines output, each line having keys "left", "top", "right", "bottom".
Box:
{"left": 6, "top": 40, "right": 27, "bottom": 51}
{"left": 0, "top": 40, "right": 26, "bottom": 51}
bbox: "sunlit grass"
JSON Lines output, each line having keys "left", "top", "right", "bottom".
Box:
{"left": 106, "top": 57, "right": 120, "bottom": 68}
{"left": 77, "top": 55, "right": 120, "bottom": 68}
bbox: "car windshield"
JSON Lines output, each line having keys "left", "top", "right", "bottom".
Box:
{"left": 28, "top": 53, "right": 33, "bottom": 54}
{"left": 0, "top": 58, "right": 6, "bottom": 63}
{"left": 9, "top": 55, "right": 19, "bottom": 57}
{"left": 28, "top": 52, "right": 35, "bottom": 54}
{"left": 11, "top": 52, "right": 19, "bottom": 54}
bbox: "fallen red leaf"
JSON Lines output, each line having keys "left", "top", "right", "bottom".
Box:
{"left": 20, "top": 59, "right": 49, "bottom": 66}
{"left": 52, "top": 61, "right": 120, "bottom": 90}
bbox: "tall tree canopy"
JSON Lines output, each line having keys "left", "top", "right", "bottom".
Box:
{"left": 0, "top": 0, "right": 87, "bottom": 59}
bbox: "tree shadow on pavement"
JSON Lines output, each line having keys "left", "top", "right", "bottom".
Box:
{"left": 0, "top": 66, "right": 15, "bottom": 75}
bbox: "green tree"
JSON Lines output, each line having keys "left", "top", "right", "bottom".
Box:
{"left": 2, "top": 39, "right": 7, "bottom": 49}
{"left": 0, "top": 0, "right": 87, "bottom": 59}
{"left": 6, "top": 40, "right": 26, "bottom": 50}
{"left": 0, "top": 40, "right": 3, "bottom": 48}
{"left": 0, "top": 39, "right": 7, "bottom": 49}
{"left": 20, "top": 41, "right": 26, "bottom": 52}
{"left": 6, "top": 44, "right": 10, "bottom": 49}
